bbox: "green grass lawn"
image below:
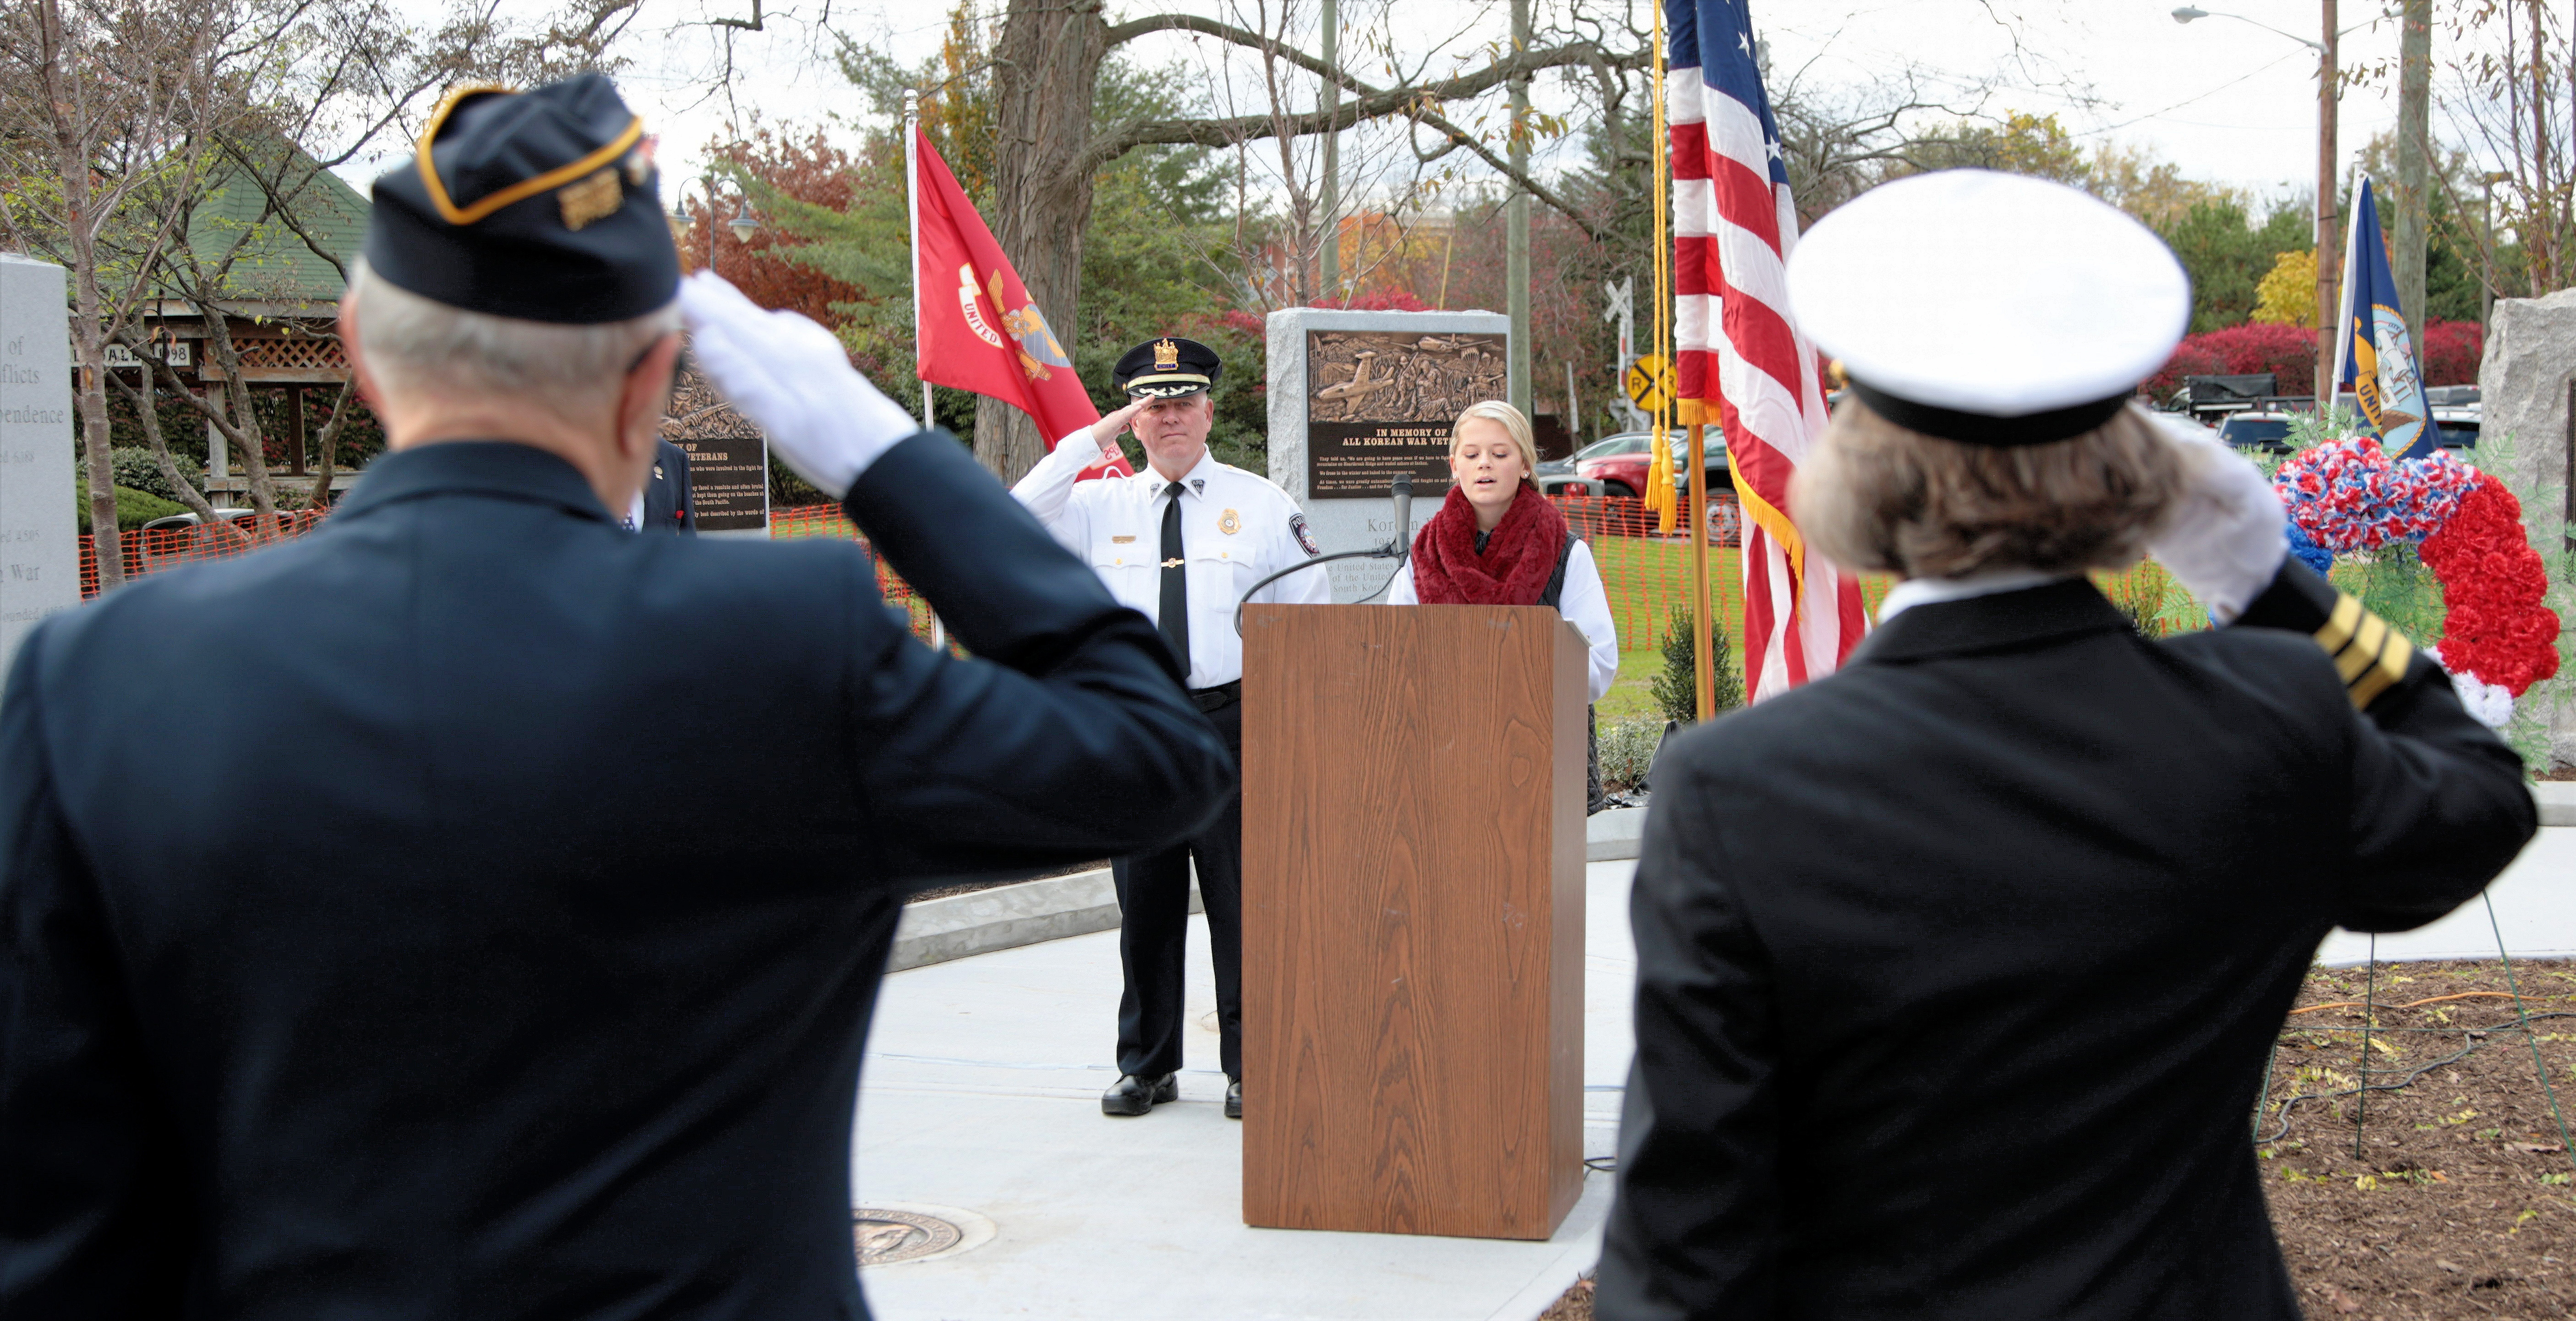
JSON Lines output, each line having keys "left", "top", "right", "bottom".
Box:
{"left": 1596, "top": 647, "right": 1668, "bottom": 723}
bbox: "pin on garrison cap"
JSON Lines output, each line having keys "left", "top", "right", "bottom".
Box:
{"left": 365, "top": 73, "right": 680, "bottom": 325}
{"left": 1784, "top": 169, "right": 2192, "bottom": 448}
{"left": 1114, "top": 337, "right": 1222, "bottom": 399}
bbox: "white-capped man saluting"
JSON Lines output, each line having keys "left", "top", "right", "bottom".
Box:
{"left": 1014, "top": 337, "right": 1332, "bottom": 1120}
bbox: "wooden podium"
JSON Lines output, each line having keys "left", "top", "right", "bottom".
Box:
{"left": 1239, "top": 603, "right": 1586, "bottom": 1240}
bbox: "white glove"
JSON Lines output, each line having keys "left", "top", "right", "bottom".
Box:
{"left": 677, "top": 272, "right": 918, "bottom": 499}
{"left": 2143, "top": 411, "right": 2287, "bottom": 623}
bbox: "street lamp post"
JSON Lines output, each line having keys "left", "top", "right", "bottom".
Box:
{"left": 668, "top": 175, "right": 761, "bottom": 277}
{"left": 2172, "top": 4, "right": 2347, "bottom": 407}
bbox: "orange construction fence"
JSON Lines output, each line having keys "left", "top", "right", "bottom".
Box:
{"left": 79, "top": 492, "right": 2205, "bottom": 656}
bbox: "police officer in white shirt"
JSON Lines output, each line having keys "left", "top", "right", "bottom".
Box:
{"left": 1012, "top": 336, "right": 1331, "bottom": 1121}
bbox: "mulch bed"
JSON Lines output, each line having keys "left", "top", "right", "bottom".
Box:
{"left": 1539, "top": 958, "right": 2576, "bottom": 1321}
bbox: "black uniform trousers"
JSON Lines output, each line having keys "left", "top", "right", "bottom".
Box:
{"left": 1113, "top": 692, "right": 1244, "bottom": 1080}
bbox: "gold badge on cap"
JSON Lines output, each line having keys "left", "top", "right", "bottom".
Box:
{"left": 1154, "top": 338, "right": 1180, "bottom": 371}
{"left": 558, "top": 168, "right": 622, "bottom": 231}
{"left": 1218, "top": 509, "right": 1241, "bottom": 536}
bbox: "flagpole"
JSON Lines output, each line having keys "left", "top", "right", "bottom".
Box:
{"left": 1654, "top": 3, "right": 1713, "bottom": 722}
{"left": 904, "top": 88, "right": 944, "bottom": 653}
{"left": 2331, "top": 170, "right": 2364, "bottom": 425}
{"left": 906, "top": 90, "right": 931, "bottom": 433}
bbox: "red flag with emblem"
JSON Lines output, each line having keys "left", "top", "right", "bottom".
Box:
{"left": 909, "top": 128, "right": 1127, "bottom": 479}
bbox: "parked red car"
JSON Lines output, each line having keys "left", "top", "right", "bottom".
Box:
{"left": 1566, "top": 429, "right": 1733, "bottom": 499}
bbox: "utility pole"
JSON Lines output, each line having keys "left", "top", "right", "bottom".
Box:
{"left": 2313, "top": 0, "right": 2341, "bottom": 407}
{"left": 1317, "top": 0, "right": 1340, "bottom": 303}
{"left": 2394, "top": 0, "right": 2430, "bottom": 367}
{"left": 1507, "top": 0, "right": 1532, "bottom": 417}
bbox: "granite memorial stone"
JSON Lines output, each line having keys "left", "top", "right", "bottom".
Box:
{"left": 1266, "top": 307, "right": 1513, "bottom": 601}
{"left": 2479, "top": 288, "right": 2576, "bottom": 766}
{"left": 0, "top": 254, "right": 79, "bottom": 680}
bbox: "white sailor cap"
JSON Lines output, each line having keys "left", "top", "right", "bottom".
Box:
{"left": 1785, "top": 169, "right": 2191, "bottom": 448}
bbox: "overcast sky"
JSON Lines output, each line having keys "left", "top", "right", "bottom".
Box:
{"left": 371, "top": 1, "right": 2446, "bottom": 219}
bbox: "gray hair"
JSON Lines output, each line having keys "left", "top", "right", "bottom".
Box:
{"left": 346, "top": 258, "right": 680, "bottom": 419}
{"left": 1791, "top": 399, "right": 2187, "bottom": 580}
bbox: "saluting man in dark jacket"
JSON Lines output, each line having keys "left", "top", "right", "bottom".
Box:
{"left": 0, "top": 76, "right": 1231, "bottom": 1321}
{"left": 635, "top": 436, "right": 695, "bottom": 533}
{"left": 1596, "top": 170, "right": 2537, "bottom": 1320}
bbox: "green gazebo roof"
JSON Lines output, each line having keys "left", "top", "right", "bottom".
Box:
{"left": 179, "top": 142, "right": 369, "bottom": 304}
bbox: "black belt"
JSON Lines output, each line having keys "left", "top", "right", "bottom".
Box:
{"left": 1190, "top": 680, "right": 1242, "bottom": 713}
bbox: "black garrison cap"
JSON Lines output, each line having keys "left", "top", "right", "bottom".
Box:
{"left": 365, "top": 74, "right": 679, "bottom": 324}
{"left": 1113, "top": 337, "right": 1223, "bottom": 399}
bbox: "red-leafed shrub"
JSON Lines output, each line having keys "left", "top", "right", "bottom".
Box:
{"left": 2142, "top": 322, "right": 2318, "bottom": 398}
{"left": 2421, "top": 318, "right": 2484, "bottom": 386}
{"left": 1310, "top": 290, "right": 1434, "bottom": 312}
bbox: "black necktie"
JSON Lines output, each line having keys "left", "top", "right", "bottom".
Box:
{"left": 1159, "top": 482, "right": 1191, "bottom": 680}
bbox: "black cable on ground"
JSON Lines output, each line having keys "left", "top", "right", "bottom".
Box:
{"left": 2256, "top": 1010, "right": 2576, "bottom": 1148}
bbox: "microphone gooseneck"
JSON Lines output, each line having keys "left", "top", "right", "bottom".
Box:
{"left": 1233, "top": 471, "right": 1421, "bottom": 636}
{"left": 1388, "top": 473, "right": 1413, "bottom": 562}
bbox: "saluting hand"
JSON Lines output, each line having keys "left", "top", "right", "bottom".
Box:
{"left": 1090, "top": 400, "right": 1146, "bottom": 462}
{"left": 679, "top": 272, "right": 917, "bottom": 499}
{"left": 2144, "top": 412, "right": 2288, "bottom": 622}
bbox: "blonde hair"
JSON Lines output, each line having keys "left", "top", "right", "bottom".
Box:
{"left": 1791, "top": 398, "right": 2186, "bottom": 580}
{"left": 1451, "top": 400, "right": 1539, "bottom": 476}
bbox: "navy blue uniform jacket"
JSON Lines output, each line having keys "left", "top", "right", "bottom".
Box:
{"left": 0, "top": 431, "right": 1233, "bottom": 1319}
{"left": 642, "top": 437, "right": 695, "bottom": 534}
{"left": 1597, "top": 565, "right": 2536, "bottom": 1321}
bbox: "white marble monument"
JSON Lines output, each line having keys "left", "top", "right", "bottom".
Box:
{"left": 1265, "top": 307, "right": 1515, "bottom": 602}
{"left": 0, "top": 255, "right": 81, "bottom": 679}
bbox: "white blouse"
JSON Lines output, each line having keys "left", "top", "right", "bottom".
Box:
{"left": 1384, "top": 539, "right": 1621, "bottom": 703}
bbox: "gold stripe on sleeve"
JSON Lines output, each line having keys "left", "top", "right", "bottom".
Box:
{"left": 2335, "top": 613, "right": 2388, "bottom": 685}
{"left": 2314, "top": 594, "right": 2363, "bottom": 658}
{"left": 2347, "top": 630, "right": 2414, "bottom": 710}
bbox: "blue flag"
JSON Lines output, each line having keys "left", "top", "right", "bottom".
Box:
{"left": 2335, "top": 177, "right": 2434, "bottom": 458}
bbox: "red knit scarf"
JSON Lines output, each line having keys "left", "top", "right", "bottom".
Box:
{"left": 1409, "top": 482, "right": 1567, "bottom": 606}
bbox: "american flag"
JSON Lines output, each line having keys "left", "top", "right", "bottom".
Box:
{"left": 1668, "top": 0, "right": 1867, "bottom": 699}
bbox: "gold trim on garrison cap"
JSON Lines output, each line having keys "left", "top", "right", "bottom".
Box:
{"left": 1115, "top": 336, "right": 1222, "bottom": 400}
{"left": 364, "top": 73, "right": 679, "bottom": 325}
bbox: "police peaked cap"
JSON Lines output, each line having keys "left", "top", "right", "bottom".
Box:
{"left": 1785, "top": 170, "right": 2192, "bottom": 447}
{"left": 366, "top": 74, "right": 680, "bottom": 324}
{"left": 1114, "top": 337, "right": 1222, "bottom": 399}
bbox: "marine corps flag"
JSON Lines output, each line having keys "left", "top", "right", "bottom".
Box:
{"left": 908, "top": 127, "right": 1128, "bottom": 479}
{"left": 2333, "top": 175, "right": 2436, "bottom": 460}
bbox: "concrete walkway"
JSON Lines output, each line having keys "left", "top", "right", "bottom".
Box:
{"left": 2317, "top": 824, "right": 2576, "bottom": 965}
{"left": 850, "top": 858, "right": 1641, "bottom": 1321}
{"left": 848, "top": 818, "right": 2575, "bottom": 1320}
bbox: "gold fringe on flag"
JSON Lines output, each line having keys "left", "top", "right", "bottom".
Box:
{"left": 1645, "top": 0, "right": 1678, "bottom": 536}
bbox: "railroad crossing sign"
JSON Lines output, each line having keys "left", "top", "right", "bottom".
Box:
{"left": 1624, "top": 354, "right": 1674, "bottom": 414}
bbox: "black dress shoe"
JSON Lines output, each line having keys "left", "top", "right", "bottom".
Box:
{"left": 1102, "top": 1072, "right": 1178, "bottom": 1117}
{"left": 1224, "top": 1078, "right": 1242, "bottom": 1120}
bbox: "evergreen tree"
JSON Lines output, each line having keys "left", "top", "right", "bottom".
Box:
{"left": 1649, "top": 607, "right": 1742, "bottom": 724}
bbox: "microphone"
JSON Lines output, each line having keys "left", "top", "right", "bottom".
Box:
{"left": 1388, "top": 473, "right": 1413, "bottom": 561}
{"left": 1231, "top": 471, "right": 1420, "bottom": 634}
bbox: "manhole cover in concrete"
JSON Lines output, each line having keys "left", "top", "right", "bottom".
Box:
{"left": 850, "top": 1201, "right": 995, "bottom": 1268}
{"left": 853, "top": 1208, "right": 961, "bottom": 1265}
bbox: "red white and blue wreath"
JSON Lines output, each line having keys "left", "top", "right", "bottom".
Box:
{"left": 2273, "top": 435, "right": 2560, "bottom": 727}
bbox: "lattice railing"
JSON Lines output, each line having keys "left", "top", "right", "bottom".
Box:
{"left": 227, "top": 337, "right": 347, "bottom": 372}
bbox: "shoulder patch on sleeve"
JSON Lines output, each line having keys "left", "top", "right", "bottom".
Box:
{"left": 1290, "top": 513, "right": 1321, "bottom": 557}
